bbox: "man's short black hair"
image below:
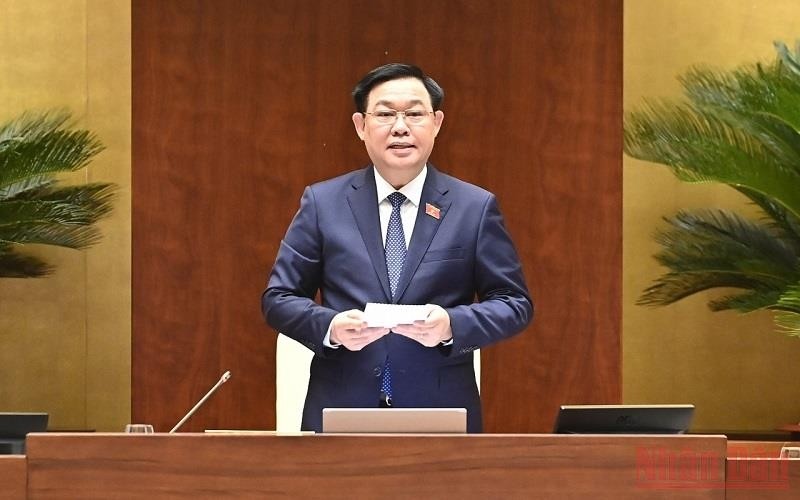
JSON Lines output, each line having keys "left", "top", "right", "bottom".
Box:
{"left": 352, "top": 63, "right": 444, "bottom": 113}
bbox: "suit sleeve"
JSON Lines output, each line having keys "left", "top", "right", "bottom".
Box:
{"left": 445, "top": 194, "right": 533, "bottom": 355}
{"left": 261, "top": 187, "right": 338, "bottom": 356}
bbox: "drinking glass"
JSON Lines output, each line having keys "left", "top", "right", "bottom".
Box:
{"left": 124, "top": 424, "right": 154, "bottom": 433}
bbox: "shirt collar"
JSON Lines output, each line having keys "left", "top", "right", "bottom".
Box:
{"left": 374, "top": 165, "right": 427, "bottom": 207}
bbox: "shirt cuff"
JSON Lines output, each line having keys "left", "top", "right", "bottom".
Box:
{"left": 323, "top": 322, "right": 340, "bottom": 348}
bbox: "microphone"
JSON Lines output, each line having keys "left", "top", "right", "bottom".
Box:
{"left": 169, "top": 371, "right": 231, "bottom": 433}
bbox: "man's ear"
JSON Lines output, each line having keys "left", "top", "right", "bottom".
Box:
{"left": 433, "top": 110, "right": 444, "bottom": 137}
{"left": 352, "top": 112, "right": 366, "bottom": 140}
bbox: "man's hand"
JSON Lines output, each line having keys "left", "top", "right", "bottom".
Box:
{"left": 392, "top": 305, "right": 452, "bottom": 347}
{"left": 330, "top": 309, "right": 390, "bottom": 351}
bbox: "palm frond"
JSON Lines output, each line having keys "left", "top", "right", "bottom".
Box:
{"left": 0, "top": 223, "right": 101, "bottom": 249}
{"left": 0, "top": 110, "right": 115, "bottom": 277}
{"left": 638, "top": 271, "right": 776, "bottom": 308}
{"left": 681, "top": 62, "right": 800, "bottom": 139}
{"left": 0, "top": 200, "right": 100, "bottom": 226}
{"left": 639, "top": 210, "right": 800, "bottom": 315}
{"left": 0, "top": 128, "right": 104, "bottom": 190}
{"left": 719, "top": 109, "right": 800, "bottom": 176}
{"left": 624, "top": 102, "right": 800, "bottom": 218}
{"left": 0, "top": 109, "right": 70, "bottom": 147}
{"left": 32, "top": 183, "right": 116, "bottom": 215}
{"left": 775, "top": 283, "right": 800, "bottom": 336}
{"left": 709, "top": 288, "right": 786, "bottom": 312}
{"left": 0, "top": 175, "right": 54, "bottom": 200}
{"left": 653, "top": 210, "right": 798, "bottom": 278}
{"left": 735, "top": 186, "right": 800, "bottom": 253}
{"left": 775, "top": 41, "right": 800, "bottom": 78}
{"left": 0, "top": 247, "right": 52, "bottom": 278}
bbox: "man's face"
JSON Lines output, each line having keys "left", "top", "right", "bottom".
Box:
{"left": 352, "top": 77, "right": 444, "bottom": 183}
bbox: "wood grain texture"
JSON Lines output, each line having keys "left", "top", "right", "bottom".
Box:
{"left": 0, "top": 455, "right": 25, "bottom": 500}
{"left": 27, "top": 434, "right": 723, "bottom": 499}
{"left": 133, "top": 0, "right": 621, "bottom": 432}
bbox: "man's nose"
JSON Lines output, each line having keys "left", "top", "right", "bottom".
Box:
{"left": 390, "top": 115, "right": 411, "bottom": 135}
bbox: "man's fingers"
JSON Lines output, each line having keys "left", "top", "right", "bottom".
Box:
{"left": 341, "top": 327, "right": 390, "bottom": 351}
{"left": 345, "top": 310, "right": 365, "bottom": 320}
{"left": 393, "top": 323, "right": 432, "bottom": 335}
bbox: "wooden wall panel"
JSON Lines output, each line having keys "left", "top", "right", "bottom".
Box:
{"left": 476, "top": 1, "right": 624, "bottom": 432}
{"left": 133, "top": 0, "right": 621, "bottom": 432}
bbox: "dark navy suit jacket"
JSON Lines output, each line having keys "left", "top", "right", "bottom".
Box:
{"left": 262, "top": 165, "right": 533, "bottom": 432}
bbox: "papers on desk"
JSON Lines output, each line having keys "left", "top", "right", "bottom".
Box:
{"left": 363, "top": 302, "right": 433, "bottom": 328}
{"left": 204, "top": 430, "right": 315, "bottom": 436}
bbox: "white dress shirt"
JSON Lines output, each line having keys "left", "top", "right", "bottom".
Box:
{"left": 374, "top": 166, "right": 427, "bottom": 248}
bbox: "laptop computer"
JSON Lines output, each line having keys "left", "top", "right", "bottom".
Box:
{"left": 0, "top": 412, "right": 49, "bottom": 454}
{"left": 553, "top": 404, "right": 694, "bottom": 434}
{"left": 322, "top": 408, "right": 467, "bottom": 433}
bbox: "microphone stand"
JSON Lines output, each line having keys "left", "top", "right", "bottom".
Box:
{"left": 169, "top": 371, "right": 231, "bottom": 433}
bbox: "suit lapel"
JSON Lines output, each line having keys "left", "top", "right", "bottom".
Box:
{"left": 394, "top": 166, "right": 451, "bottom": 302}
{"left": 346, "top": 167, "right": 393, "bottom": 302}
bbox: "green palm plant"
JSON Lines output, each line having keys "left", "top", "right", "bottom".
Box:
{"left": 624, "top": 41, "right": 800, "bottom": 336}
{"left": 0, "top": 110, "right": 115, "bottom": 278}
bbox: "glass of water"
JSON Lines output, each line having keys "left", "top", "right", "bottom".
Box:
{"left": 124, "top": 424, "right": 154, "bottom": 433}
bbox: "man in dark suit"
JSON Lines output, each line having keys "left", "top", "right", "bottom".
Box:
{"left": 262, "top": 63, "right": 533, "bottom": 432}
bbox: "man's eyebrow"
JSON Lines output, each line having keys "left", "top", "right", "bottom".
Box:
{"left": 372, "top": 99, "right": 426, "bottom": 107}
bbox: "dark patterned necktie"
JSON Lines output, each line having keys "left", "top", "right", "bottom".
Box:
{"left": 381, "top": 192, "right": 407, "bottom": 402}
{"left": 385, "top": 192, "right": 407, "bottom": 298}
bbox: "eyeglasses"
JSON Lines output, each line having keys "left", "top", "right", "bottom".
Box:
{"left": 364, "top": 109, "right": 434, "bottom": 125}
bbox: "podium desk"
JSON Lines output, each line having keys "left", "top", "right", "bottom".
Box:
{"left": 0, "top": 455, "right": 25, "bottom": 500}
{"left": 25, "top": 433, "right": 727, "bottom": 499}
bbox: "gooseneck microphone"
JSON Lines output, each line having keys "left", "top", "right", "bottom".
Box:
{"left": 169, "top": 371, "right": 231, "bottom": 433}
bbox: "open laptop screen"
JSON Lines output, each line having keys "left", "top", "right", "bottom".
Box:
{"left": 0, "top": 413, "right": 48, "bottom": 438}
{"left": 0, "top": 412, "right": 48, "bottom": 454}
{"left": 553, "top": 405, "right": 694, "bottom": 434}
{"left": 322, "top": 408, "right": 467, "bottom": 433}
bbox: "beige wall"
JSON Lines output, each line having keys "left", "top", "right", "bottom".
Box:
{"left": 624, "top": 0, "right": 800, "bottom": 430}
{"left": 0, "top": 0, "right": 130, "bottom": 431}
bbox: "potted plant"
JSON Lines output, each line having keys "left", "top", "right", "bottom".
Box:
{"left": 624, "top": 41, "right": 800, "bottom": 336}
{"left": 0, "top": 110, "right": 115, "bottom": 277}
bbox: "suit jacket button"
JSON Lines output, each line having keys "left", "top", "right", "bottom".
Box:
{"left": 373, "top": 366, "right": 382, "bottom": 377}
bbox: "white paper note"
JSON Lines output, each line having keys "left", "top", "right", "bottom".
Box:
{"left": 363, "top": 303, "right": 434, "bottom": 328}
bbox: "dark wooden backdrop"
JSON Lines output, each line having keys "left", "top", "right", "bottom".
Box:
{"left": 132, "top": 0, "right": 622, "bottom": 432}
